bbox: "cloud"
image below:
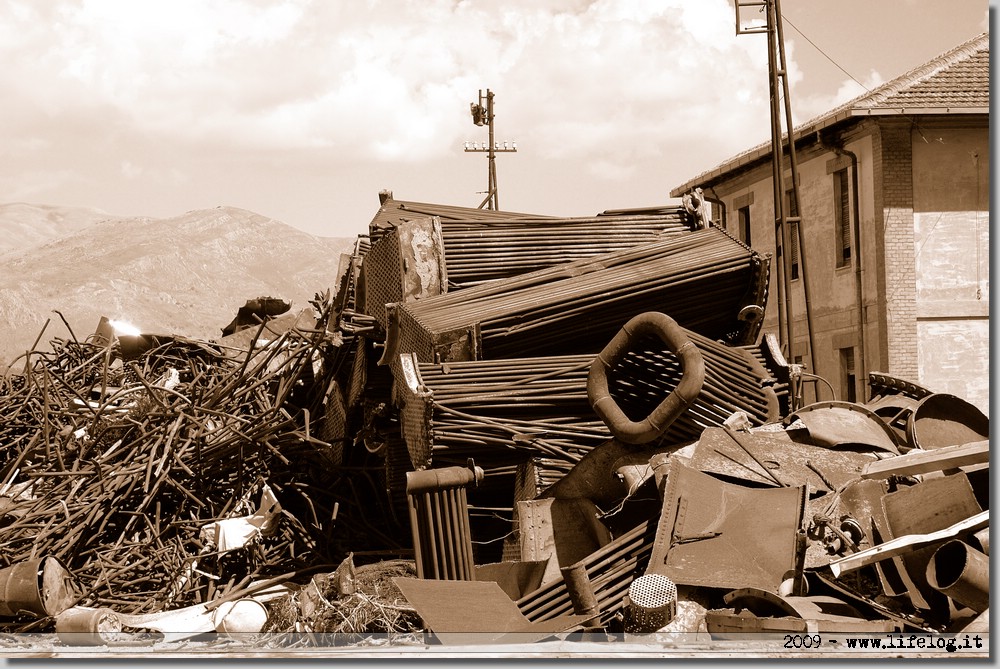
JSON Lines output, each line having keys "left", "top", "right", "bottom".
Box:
{"left": 120, "top": 160, "right": 142, "bottom": 179}
{"left": 1, "top": 0, "right": 982, "bottom": 235}
{"left": 0, "top": 0, "right": 769, "bottom": 165}
{"left": 793, "top": 68, "right": 887, "bottom": 125}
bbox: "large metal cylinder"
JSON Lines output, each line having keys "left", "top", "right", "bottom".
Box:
{"left": 925, "top": 540, "right": 989, "bottom": 613}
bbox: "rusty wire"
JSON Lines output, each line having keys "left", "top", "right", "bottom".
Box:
{"left": 0, "top": 294, "right": 372, "bottom": 623}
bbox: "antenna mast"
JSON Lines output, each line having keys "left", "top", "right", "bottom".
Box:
{"left": 465, "top": 89, "right": 517, "bottom": 210}
{"left": 735, "top": 0, "right": 816, "bottom": 403}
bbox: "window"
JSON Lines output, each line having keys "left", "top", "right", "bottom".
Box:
{"left": 785, "top": 189, "right": 800, "bottom": 281}
{"left": 834, "top": 169, "right": 852, "bottom": 267}
{"left": 839, "top": 347, "right": 856, "bottom": 403}
{"left": 737, "top": 205, "right": 751, "bottom": 246}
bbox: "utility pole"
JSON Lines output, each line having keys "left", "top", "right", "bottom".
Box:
{"left": 735, "top": 0, "right": 816, "bottom": 409}
{"left": 465, "top": 89, "right": 517, "bottom": 210}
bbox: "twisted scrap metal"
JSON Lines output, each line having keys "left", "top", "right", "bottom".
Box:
{"left": 0, "top": 294, "right": 360, "bottom": 624}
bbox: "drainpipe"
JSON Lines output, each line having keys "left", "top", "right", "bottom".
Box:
{"left": 819, "top": 132, "right": 867, "bottom": 401}
{"left": 702, "top": 188, "right": 727, "bottom": 228}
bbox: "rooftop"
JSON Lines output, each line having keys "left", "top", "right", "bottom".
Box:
{"left": 670, "top": 31, "right": 989, "bottom": 196}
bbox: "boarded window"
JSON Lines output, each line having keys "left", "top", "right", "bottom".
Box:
{"left": 834, "top": 169, "right": 852, "bottom": 267}
{"left": 737, "top": 205, "right": 751, "bottom": 247}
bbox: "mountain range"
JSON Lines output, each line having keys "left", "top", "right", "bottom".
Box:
{"left": 0, "top": 203, "right": 356, "bottom": 368}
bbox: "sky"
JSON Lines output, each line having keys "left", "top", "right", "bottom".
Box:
{"left": 0, "top": 0, "right": 990, "bottom": 239}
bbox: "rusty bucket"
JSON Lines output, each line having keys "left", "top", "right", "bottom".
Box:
{"left": 55, "top": 606, "right": 123, "bottom": 645}
{"left": 0, "top": 556, "right": 77, "bottom": 618}
{"left": 906, "top": 393, "right": 989, "bottom": 451}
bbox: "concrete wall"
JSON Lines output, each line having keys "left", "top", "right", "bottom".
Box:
{"left": 911, "top": 124, "right": 990, "bottom": 414}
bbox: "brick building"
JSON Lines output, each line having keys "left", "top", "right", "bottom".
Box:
{"left": 670, "top": 32, "right": 989, "bottom": 414}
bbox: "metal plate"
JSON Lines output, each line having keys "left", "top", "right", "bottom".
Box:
{"left": 393, "top": 577, "right": 588, "bottom": 645}
{"left": 646, "top": 459, "right": 806, "bottom": 592}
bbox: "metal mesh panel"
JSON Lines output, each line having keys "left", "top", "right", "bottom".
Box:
{"left": 399, "top": 387, "right": 434, "bottom": 469}
{"left": 346, "top": 335, "right": 368, "bottom": 411}
{"left": 383, "top": 435, "right": 411, "bottom": 526}
{"left": 396, "top": 306, "right": 436, "bottom": 363}
{"left": 317, "top": 379, "right": 347, "bottom": 466}
{"left": 360, "top": 228, "right": 403, "bottom": 329}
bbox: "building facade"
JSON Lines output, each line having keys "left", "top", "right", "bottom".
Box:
{"left": 670, "top": 33, "right": 989, "bottom": 414}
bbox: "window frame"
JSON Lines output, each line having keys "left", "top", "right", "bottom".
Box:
{"left": 833, "top": 168, "right": 852, "bottom": 268}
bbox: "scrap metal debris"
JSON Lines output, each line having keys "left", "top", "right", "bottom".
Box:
{"left": 0, "top": 196, "right": 988, "bottom": 651}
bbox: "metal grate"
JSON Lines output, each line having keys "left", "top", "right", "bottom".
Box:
{"left": 359, "top": 228, "right": 404, "bottom": 330}
{"left": 316, "top": 379, "right": 347, "bottom": 466}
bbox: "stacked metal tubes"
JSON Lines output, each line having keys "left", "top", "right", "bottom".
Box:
{"left": 396, "top": 327, "right": 781, "bottom": 471}
{"left": 438, "top": 213, "right": 695, "bottom": 288}
{"left": 389, "top": 226, "right": 768, "bottom": 365}
{"left": 360, "top": 211, "right": 696, "bottom": 334}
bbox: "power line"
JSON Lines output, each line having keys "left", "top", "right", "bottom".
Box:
{"left": 781, "top": 13, "right": 872, "bottom": 94}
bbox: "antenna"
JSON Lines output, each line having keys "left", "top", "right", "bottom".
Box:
{"left": 464, "top": 89, "right": 517, "bottom": 210}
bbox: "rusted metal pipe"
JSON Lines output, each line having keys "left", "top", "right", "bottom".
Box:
{"left": 926, "top": 540, "right": 990, "bottom": 613}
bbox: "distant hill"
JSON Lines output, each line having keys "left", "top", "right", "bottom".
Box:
{"left": 0, "top": 202, "right": 123, "bottom": 257}
{"left": 0, "top": 205, "right": 356, "bottom": 367}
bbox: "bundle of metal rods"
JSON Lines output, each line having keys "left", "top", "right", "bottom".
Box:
{"left": 0, "top": 302, "right": 358, "bottom": 621}
{"left": 367, "top": 198, "right": 538, "bottom": 246}
{"left": 359, "top": 212, "right": 696, "bottom": 334}
{"left": 517, "top": 518, "right": 657, "bottom": 625}
{"left": 396, "top": 327, "right": 781, "bottom": 471}
{"left": 438, "top": 212, "right": 695, "bottom": 288}
{"left": 390, "top": 226, "right": 768, "bottom": 364}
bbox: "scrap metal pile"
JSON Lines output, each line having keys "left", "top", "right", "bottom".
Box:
{"left": 0, "top": 194, "right": 989, "bottom": 648}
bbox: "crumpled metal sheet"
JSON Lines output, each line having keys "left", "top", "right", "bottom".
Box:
{"left": 645, "top": 458, "right": 807, "bottom": 592}
{"left": 687, "top": 427, "right": 874, "bottom": 492}
{"left": 705, "top": 588, "right": 901, "bottom": 635}
{"left": 786, "top": 401, "right": 902, "bottom": 454}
